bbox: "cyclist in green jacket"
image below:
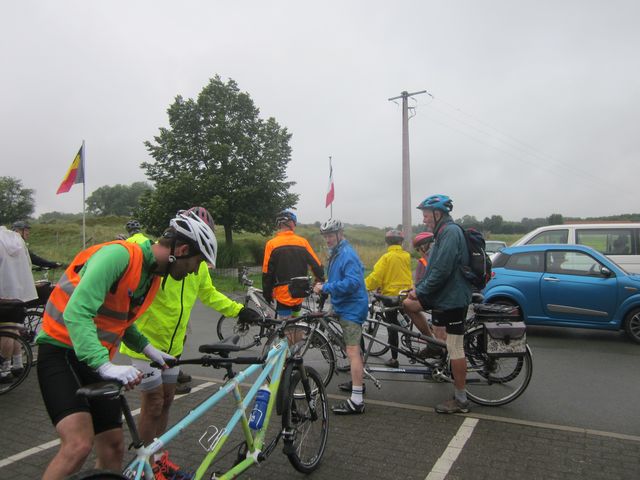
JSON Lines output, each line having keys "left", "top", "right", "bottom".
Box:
{"left": 120, "top": 207, "right": 261, "bottom": 479}
{"left": 364, "top": 229, "right": 413, "bottom": 368}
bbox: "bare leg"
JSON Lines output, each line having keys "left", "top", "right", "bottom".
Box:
{"left": 451, "top": 357, "right": 466, "bottom": 391}
{"left": 346, "top": 345, "right": 363, "bottom": 386}
{"left": 94, "top": 427, "right": 125, "bottom": 471}
{"left": 433, "top": 326, "right": 447, "bottom": 342}
{"left": 402, "top": 298, "right": 433, "bottom": 337}
{"left": 42, "top": 412, "right": 95, "bottom": 480}
{"left": 137, "top": 386, "right": 165, "bottom": 445}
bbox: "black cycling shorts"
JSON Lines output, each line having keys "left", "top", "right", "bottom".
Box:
{"left": 432, "top": 307, "right": 467, "bottom": 335}
{"left": 37, "top": 343, "right": 122, "bottom": 434}
{"left": 0, "top": 304, "right": 25, "bottom": 323}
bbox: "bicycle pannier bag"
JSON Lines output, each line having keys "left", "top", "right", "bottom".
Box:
{"left": 484, "top": 321, "right": 527, "bottom": 357}
{"left": 288, "top": 276, "right": 311, "bottom": 298}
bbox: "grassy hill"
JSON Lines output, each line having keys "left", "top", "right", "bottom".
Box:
{"left": 26, "top": 217, "right": 519, "bottom": 291}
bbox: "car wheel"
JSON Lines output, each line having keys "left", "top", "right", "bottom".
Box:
{"left": 623, "top": 308, "right": 640, "bottom": 344}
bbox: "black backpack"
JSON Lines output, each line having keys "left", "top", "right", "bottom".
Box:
{"left": 454, "top": 224, "right": 493, "bottom": 290}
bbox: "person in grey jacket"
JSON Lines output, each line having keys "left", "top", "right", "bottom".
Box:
{"left": 403, "top": 194, "right": 472, "bottom": 414}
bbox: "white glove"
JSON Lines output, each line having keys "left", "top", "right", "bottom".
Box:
{"left": 143, "top": 344, "right": 176, "bottom": 368}
{"left": 97, "top": 362, "right": 141, "bottom": 384}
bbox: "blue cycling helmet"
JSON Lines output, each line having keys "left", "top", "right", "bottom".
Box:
{"left": 416, "top": 194, "right": 453, "bottom": 213}
{"left": 276, "top": 210, "right": 297, "bottom": 226}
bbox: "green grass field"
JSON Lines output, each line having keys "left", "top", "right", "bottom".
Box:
{"left": 25, "top": 217, "right": 524, "bottom": 290}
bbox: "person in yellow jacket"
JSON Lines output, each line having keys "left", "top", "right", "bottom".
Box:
{"left": 364, "top": 229, "right": 413, "bottom": 368}
{"left": 120, "top": 207, "right": 260, "bottom": 478}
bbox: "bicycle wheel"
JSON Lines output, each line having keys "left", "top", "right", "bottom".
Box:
{"left": 363, "top": 314, "right": 390, "bottom": 357}
{"left": 67, "top": 469, "right": 128, "bottom": 479}
{"left": 463, "top": 325, "right": 533, "bottom": 406}
{"left": 215, "top": 314, "right": 264, "bottom": 349}
{"left": 323, "top": 320, "right": 349, "bottom": 372}
{"left": 285, "top": 324, "right": 335, "bottom": 388}
{"left": 282, "top": 366, "right": 329, "bottom": 473}
{"left": 0, "top": 330, "right": 33, "bottom": 395}
{"left": 23, "top": 309, "right": 43, "bottom": 346}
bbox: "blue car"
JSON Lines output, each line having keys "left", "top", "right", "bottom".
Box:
{"left": 484, "top": 244, "right": 640, "bottom": 343}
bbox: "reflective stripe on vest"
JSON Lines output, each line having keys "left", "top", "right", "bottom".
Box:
{"left": 41, "top": 241, "right": 161, "bottom": 358}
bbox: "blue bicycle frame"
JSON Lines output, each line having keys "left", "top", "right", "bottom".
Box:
{"left": 124, "top": 337, "right": 290, "bottom": 480}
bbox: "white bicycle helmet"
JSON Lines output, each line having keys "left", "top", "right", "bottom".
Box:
{"left": 320, "top": 219, "right": 344, "bottom": 234}
{"left": 169, "top": 211, "right": 218, "bottom": 267}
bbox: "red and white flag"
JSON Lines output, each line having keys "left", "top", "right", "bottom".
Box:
{"left": 325, "top": 159, "right": 335, "bottom": 207}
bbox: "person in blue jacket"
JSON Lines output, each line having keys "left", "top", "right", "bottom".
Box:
{"left": 313, "top": 219, "right": 368, "bottom": 415}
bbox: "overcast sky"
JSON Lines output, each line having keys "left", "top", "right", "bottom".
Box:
{"left": 2, "top": 1, "right": 639, "bottom": 228}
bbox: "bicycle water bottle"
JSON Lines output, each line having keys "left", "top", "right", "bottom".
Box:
{"left": 248, "top": 385, "right": 271, "bottom": 430}
{"left": 398, "top": 314, "right": 409, "bottom": 329}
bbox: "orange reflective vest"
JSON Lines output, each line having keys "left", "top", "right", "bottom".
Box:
{"left": 42, "top": 241, "right": 160, "bottom": 359}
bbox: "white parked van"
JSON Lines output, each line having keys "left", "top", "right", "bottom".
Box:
{"left": 512, "top": 223, "right": 640, "bottom": 274}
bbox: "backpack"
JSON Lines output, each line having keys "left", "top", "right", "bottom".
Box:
{"left": 454, "top": 224, "right": 493, "bottom": 290}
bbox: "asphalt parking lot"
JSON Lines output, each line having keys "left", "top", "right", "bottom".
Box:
{"left": 1, "top": 364, "right": 639, "bottom": 480}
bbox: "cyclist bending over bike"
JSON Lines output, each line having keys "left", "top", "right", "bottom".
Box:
{"left": 120, "top": 206, "right": 261, "bottom": 479}
{"left": 364, "top": 229, "right": 413, "bottom": 368}
{"left": 36, "top": 211, "right": 216, "bottom": 480}
{"left": 403, "top": 194, "right": 473, "bottom": 414}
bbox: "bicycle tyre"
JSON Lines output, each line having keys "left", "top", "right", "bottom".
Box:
{"left": 215, "top": 314, "right": 265, "bottom": 349}
{"left": 0, "top": 330, "right": 33, "bottom": 395}
{"left": 463, "top": 325, "right": 533, "bottom": 406}
{"left": 67, "top": 469, "right": 128, "bottom": 480}
{"left": 322, "top": 319, "right": 350, "bottom": 372}
{"left": 282, "top": 366, "right": 329, "bottom": 473}
{"left": 23, "top": 309, "right": 43, "bottom": 346}
{"left": 284, "top": 324, "right": 335, "bottom": 388}
{"left": 363, "top": 314, "right": 390, "bottom": 357}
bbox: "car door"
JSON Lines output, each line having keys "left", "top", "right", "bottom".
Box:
{"left": 539, "top": 250, "right": 618, "bottom": 324}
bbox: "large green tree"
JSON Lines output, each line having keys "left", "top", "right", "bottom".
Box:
{"left": 86, "top": 181, "right": 153, "bottom": 216}
{"left": 0, "top": 176, "right": 35, "bottom": 225}
{"left": 140, "top": 75, "right": 298, "bottom": 244}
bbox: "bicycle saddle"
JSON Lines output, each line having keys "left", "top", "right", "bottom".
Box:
{"left": 199, "top": 335, "right": 244, "bottom": 354}
{"left": 373, "top": 293, "right": 400, "bottom": 308}
{"left": 76, "top": 381, "right": 122, "bottom": 399}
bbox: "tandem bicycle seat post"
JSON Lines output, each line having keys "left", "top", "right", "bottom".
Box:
{"left": 120, "top": 395, "right": 144, "bottom": 449}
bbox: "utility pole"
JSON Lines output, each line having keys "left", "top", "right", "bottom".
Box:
{"left": 388, "top": 90, "right": 427, "bottom": 249}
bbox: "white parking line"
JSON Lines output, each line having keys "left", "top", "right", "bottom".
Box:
{"left": 425, "top": 417, "right": 479, "bottom": 480}
{"left": 0, "top": 381, "right": 216, "bottom": 469}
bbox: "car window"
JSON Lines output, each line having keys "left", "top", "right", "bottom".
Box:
{"left": 527, "top": 229, "right": 568, "bottom": 245}
{"left": 545, "top": 251, "right": 607, "bottom": 277}
{"left": 576, "top": 229, "right": 633, "bottom": 255}
{"left": 505, "top": 252, "right": 544, "bottom": 272}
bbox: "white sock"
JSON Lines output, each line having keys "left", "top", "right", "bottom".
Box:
{"left": 12, "top": 355, "right": 23, "bottom": 368}
{"left": 351, "top": 385, "right": 364, "bottom": 405}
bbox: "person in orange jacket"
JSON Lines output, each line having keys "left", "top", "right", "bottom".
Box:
{"left": 262, "top": 210, "right": 324, "bottom": 317}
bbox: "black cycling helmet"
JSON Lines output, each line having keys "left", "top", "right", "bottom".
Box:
{"left": 125, "top": 220, "right": 142, "bottom": 235}
{"left": 12, "top": 220, "right": 31, "bottom": 230}
{"left": 276, "top": 210, "right": 297, "bottom": 226}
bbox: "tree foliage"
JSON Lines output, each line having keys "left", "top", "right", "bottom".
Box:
{"left": 139, "top": 75, "right": 298, "bottom": 244}
{"left": 86, "top": 182, "right": 153, "bottom": 216}
{"left": 0, "top": 176, "right": 35, "bottom": 225}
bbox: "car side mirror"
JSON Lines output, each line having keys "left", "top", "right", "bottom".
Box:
{"left": 601, "top": 267, "right": 612, "bottom": 277}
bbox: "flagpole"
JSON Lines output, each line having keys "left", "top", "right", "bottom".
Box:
{"left": 329, "top": 156, "right": 333, "bottom": 219}
{"left": 82, "top": 140, "right": 86, "bottom": 247}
